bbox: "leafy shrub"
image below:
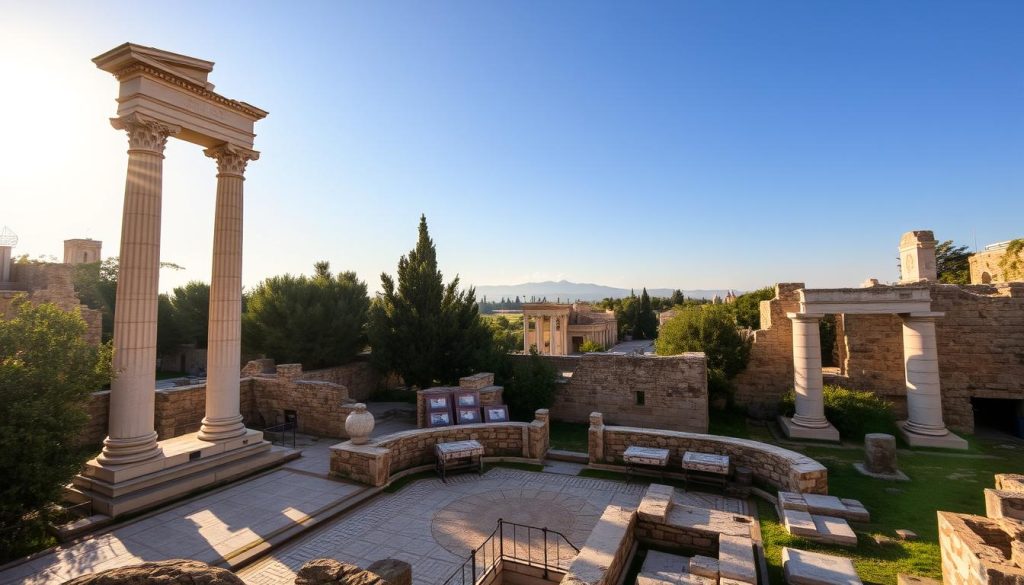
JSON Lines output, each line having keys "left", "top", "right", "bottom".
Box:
{"left": 579, "top": 340, "right": 605, "bottom": 353}
{"left": 779, "top": 385, "right": 896, "bottom": 439}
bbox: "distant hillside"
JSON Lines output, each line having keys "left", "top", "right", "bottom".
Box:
{"left": 472, "top": 280, "right": 732, "bottom": 302}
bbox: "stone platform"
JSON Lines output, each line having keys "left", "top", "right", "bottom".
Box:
{"left": 897, "top": 421, "right": 969, "bottom": 450}
{"left": 779, "top": 416, "right": 840, "bottom": 442}
{"left": 70, "top": 429, "right": 298, "bottom": 518}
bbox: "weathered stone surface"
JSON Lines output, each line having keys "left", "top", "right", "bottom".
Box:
{"left": 294, "top": 559, "right": 388, "bottom": 585}
{"left": 687, "top": 555, "right": 719, "bottom": 579}
{"left": 62, "top": 559, "right": 243, "bottom": 585}
{"left": 562, "top": 505, "right": 635, "bottom": 585}
{"left": 812, "top": 515, "right": 857, "bottom": 547}
{"left": 782, "top": 508, "right": 817, "bottom": 538}
{"left": 782, "top": 547, "right": 862, "bottom": 585}
{"left": 717, "top": 535, "right": 756, "bottom": 584}
{"left": 897, "top": 574, "right": 942, "bottom": 585}
{"left": 864, "top": 433, "right": 898, "bottom": 474}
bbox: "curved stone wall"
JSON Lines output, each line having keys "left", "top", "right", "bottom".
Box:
{"left": 330, "top": 410, "right": 549, "bottom": 486}
{"left": 588, "top": 414, "right": 827, "bottom": 494}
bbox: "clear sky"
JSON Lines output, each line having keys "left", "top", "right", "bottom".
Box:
{"left": 2, "top": 1, "right": 1021, "bottom": 294}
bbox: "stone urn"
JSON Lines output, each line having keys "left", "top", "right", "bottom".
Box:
{"left": 345, "top": 403, "right": 374, "bottom": 445}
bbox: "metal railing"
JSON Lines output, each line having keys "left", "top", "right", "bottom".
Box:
{"left": 263, "top": 421, "right": 296, "bottom": 448}
{"left": 441, "top": 519, "right": 580, "bottom": 585}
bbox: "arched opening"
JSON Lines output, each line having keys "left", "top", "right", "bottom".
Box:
{"left": 981, "top": 272, "right": 992, "bottom": 284}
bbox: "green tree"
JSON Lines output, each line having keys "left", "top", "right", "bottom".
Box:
{"left": 655, "top": 304, "right": 750, "bottom": 379}
{"left": 633, "top": 288, "right": 658, "bottom": 339}
{"left": 935, "top": 240, "right": 971, "bottom": 284}
{"left": 999, "top": 239, "right": 1024, "bottom": 281}
{"left": 367, "top": 215, "right": 492, "bottom": 388}
{"left": 729, "top": 286, "right": 774, "bottom": 330}
{"left": 72, "top": 257, "right": 184, "bottom": 342}
{"left": 504, "top": 350, "right": 557, "bottom": 420}
{"left": 579, "top": 340, "right": 605, "bottom": 353}
{"left": 0, "top": 299, "right": 112, "bottom": 561}
{"left": 243, "top": 262, "right": 370, "bottom": 370}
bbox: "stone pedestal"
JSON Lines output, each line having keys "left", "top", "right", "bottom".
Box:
{"left": 854, "top": 433, "right": 909, "bottom": 480}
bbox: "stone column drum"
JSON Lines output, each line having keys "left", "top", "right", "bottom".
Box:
{"left": 789, "top": 313, "right": 828, "bottom": 429}
{"left": 99, "top": 114, "right": 180, "bottom": 465}
{"left": 199, "top": 144, "right": 258, "bottom": 441}
{"left": 864, "top": 433, "right": 898, "bottom": 475}
{"left": 901, "top": 313, "right": 949, "bottom": 437}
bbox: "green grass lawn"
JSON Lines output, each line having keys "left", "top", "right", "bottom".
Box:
{"left": 549, "top": 421, "right": 589, "bottom": 452}
{"left": 758, "top": 431, "right": 1023, "bottom": 584}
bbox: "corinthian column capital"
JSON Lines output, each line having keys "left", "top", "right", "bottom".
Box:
{"left": 110, "top": 113, "right": 180, "bottom": 154}
{"left": 204, "top": 143, "right": 260, "bottom": 177}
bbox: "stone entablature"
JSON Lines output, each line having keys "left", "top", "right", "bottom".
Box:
{"left": 587, "top": 414, "right": 828, "bottom": 494}
{"left": 330, "top": 410, "right": 550, "bottom": 487}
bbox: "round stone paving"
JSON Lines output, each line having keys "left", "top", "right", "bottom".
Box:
{"left": 431, "top": 489, "right": 601, "bottom": 563}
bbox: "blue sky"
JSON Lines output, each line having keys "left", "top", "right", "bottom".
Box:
{"left": 2, "top": 1, "right": 1021, "bottom": 293}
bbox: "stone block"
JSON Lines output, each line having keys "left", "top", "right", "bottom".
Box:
{"left": 367, "top": 559, "right": 411, "bottom": 585}
{"left": 985, "top": 488, "right": 1024, "bottom": 521}
{"left": 717, "top": 535, "right": 756, "bottom": 584}
{"left": 781, "top": 547, "right": 862, "bottom": 585}
{"left": 896, "top": 575, "right": 941, "bottom": 585}
{"left": 864, "top": 433, "right": 898, "bottom": 474}
{"left": 895, "top": 529, "right": 917, "bottom": 541}
{"left": 687, "top": 555, "right": 719, "bottom": 579}
{"left": 782, "top": 508, "right": 818, "bottom": 539}
{"left": 812, "top": 515, "right": 858, "bottom": 547}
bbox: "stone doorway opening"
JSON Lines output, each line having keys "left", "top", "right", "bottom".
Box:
{"left": 971, "top": 397, "right": 1024, "bottom": 438}
{"left": 572, "top": 336, "right": 583, "bottom": 353}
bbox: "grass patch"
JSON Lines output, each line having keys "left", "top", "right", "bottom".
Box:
{"left": 549, "top": 421, "right": 589, "bottom": 452}
{"left": 757, "top": 435, "right": 1024, "bottom": 583}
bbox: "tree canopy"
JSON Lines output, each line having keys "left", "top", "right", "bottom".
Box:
{"left": 632, "top": 288, "right": 658, "bottom": 339}
{"left": 729, "top": 286, "right": 774, "bottom": 330}
{"left": 935, "top": 240, "right": 971, "bottom": 284}
{"left": 0, "top": 299, "right": 112, "bottom": 560}
{"left": 655, "top": 304, "right": 750, "bottom": 379}
{"left": 367, "top": 215, "right": 491, "bottom": 388}
{"left": 243, "top": 262, "right": 370, "bottom": 370}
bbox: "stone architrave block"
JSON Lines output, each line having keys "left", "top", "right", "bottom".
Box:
{"left": 778, "top": 491, "right": 809, "bottom": 512}
{"left": 782, "top": 547, "right": 863, "bottom": 585}
{"left": 717, "top": 535, "right": 756, "bottom": 584}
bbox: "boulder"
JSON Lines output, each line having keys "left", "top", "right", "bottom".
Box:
{"left": 62, "top": 559, "right": 244, "bottom": 585}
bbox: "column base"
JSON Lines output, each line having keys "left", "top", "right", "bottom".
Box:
{"left": 198, "top": 413, "right": 246, "bottom": 441}
{"left": 97, "top": 430, "right": 161, "bottom": 465}
{"left": 70, "top": 428, "right": 298, "bottom": 518}
{"left": 897, "top": 421, "right": 968, "bottom": 450}
{"left": 779, "top": 416, "right": 840, "bottom": 442}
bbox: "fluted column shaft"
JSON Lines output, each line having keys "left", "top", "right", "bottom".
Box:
{"left": 902, "top": 313, "right": 949, "bottom": 436}
{"left": 524, "top": 316, "right": 531, "bottom": 353}
{"left": 199, "top": 144, "right": 258, "bottom": 441}
{"left": 100, "top": 114, "right": 179, "bottom": 464}
{"left": 789, "top": 313, "right": 829, "bottom": 429}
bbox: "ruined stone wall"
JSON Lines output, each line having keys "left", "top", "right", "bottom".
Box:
{"left": 330, "top": 412, "right": 549, "bottom": 486}
{"left": 79, "top": 391, "right": 110, "bottom": 447}
{"left": 731, "top": 283, "right": 802, "bottom": 411}
{"left": 589, "top": 416, "right": 828, "bottom": 494}
{"left": 2, "top": 262, "right": 102, "bottom": 345}
{"left": 518, "top": 353, "right": 708, "bottom": 432}
{"left": 833, "top": 313, "right": 909, "bottom": 417}
{"left": 246, "top": 363, "right": 354, "bottom": 437}
{"left": 938, "top": 474, "right": 1024, "bottom": 584}
{"left": 969, "top": 248, "right": 1008, "bottom": 284}
{"left": 299, "top": 355, "right": 383, "bottom": 402}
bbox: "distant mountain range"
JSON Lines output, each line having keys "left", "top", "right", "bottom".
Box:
{"left": 472, "top": 280, "right": 734, "bottom": 302}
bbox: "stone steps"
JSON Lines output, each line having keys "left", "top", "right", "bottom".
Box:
{"left": 547, "top": 449, "right": 589, "bottom": 463}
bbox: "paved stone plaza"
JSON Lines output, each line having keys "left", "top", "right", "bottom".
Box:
{"left": 239, "top": 468, "right": 748, "bottom": 585}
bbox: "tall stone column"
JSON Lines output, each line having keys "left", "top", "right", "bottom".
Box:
{"left": 789, "top": 313, "right": 828, "bottom": 428}
{"left": 901, "top": 313, "right": 949, "bottom": 437}
{"left": 779, "top": 312, "right": 837, "bottom": 441}
{"left": 199, "top": 144, "right": 258, "bottom": 441}
{"left": 99, "top": 114, "right": 180, "bottom": 465}
{"left": 552, "top": 317, "right": 560, "bottom": 355}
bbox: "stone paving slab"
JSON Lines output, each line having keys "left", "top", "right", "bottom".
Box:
{"left": 0, "top": 468, "right": 362, "bottom": 585}
{"left": 782, "top": 547, "right": 862, "bottom": 585}
{"left": 238, "top": 468, "right": 650, "bottom": 585}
